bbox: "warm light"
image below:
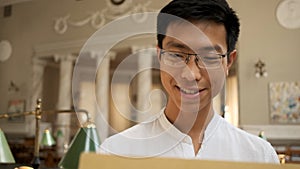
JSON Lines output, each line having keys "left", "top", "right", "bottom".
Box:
{"left": 278, "top": 154, "right": 286, "bottom": 164}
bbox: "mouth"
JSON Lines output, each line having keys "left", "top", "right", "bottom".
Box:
{"left": 176, "top": 85, "right": 204, "bottom": 98}
{"left": 180, "top": 87, "right": 199, "bottom": 95}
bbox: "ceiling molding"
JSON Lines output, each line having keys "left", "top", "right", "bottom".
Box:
{"left": 33, "top": 34, "right": 154, "bottom": 58}
{"left": 0, "top": 0, "right": 32, "bottom": 7}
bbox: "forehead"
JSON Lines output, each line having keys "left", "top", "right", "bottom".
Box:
{"left": 163, "top": 21, "right": 227, "bottom": 53}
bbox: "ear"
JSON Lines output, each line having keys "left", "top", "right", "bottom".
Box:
{"left": 224, "top": 49, "right": 237, "bottom": 76}
{"left": 227, "top": 49, "right": 237, "bottom": 69}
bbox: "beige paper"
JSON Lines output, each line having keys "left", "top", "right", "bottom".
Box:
{"left": 79, "top": 153, "right": 300, "bottom": 169}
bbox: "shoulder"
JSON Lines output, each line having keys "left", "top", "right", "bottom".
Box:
{"left": 101, "top": 121, "right": 152, "bottom": 143}
{"left": 216, "top": 118, "right": 279, "bottom": 163}
{"left": 99, "top": 114, "right": 163, "bottom": 156}
{"left": 102, "top": 111, "right": 163, "bottom": 144}
{"left": 218, "top": 118, "right": 270, "bottom": 148}
{"left": 99, "top": 123, "right": 146, "bottom": 156}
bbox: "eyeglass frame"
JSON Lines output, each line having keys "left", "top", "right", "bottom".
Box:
{"left": 159, "top": 48, "right": 228, "bottom": 69}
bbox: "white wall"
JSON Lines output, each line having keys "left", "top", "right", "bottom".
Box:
{"left": 228, "top": 0, "right": 300, "bottom": 125}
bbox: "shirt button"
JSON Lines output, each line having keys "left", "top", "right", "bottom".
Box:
{"left": 183, "top": 137, "right": 192, "bottom": 144}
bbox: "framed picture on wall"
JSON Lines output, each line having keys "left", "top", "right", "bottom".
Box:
{"left": 7, "top": 99, "right": 26, "bottom": 122}
{"left": 269, "top": 81, "right": 300, "bottom": 124}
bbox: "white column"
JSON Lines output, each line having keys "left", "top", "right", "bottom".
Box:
{"left": 55, "top": 54, "right": 75, "bottom": 157}
{"left": 28, "top": 59, "right": 46, "bottom": 137}
{"left": 95, "top": 51, "right": 115, "bottom": 141}
{"left": 132, "top": 46, "right": 154, "bottom": 122}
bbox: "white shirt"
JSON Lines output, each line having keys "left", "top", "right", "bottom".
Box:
{"left": 100, "top": 109, "right": 279, "bottom": 163}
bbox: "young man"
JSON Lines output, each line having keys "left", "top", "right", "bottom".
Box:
{"left": 100, "top": 0, "right": 279, "bottom": 163}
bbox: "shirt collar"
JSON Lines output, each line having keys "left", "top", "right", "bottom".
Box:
{"left": 202, "top": 111, "right": 221, "bottom": 144}
{"left": 158, "top": 108, "right": 191, "bottom": 144}
{"left": 158, "top": 108, "right": 221, "bottom": 144}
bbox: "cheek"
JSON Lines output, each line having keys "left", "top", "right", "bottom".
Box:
{"left": 207, "top": 68, "right": 226, "bottom": 98}
{"left": 160, "top": 71, "right": 173, "bottom": 91}
{"left": 160, "top": 66, "right": 182, "bottom": 84}
{"left": 160, "top": 68, "right": 184, "bottom": 98}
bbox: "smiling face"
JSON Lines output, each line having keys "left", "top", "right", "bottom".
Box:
{"left": 159, "top": 20, "right": 236, "bottom": 116}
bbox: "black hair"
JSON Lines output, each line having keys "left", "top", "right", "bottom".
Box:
{"left": 157, "top": 0, "right": 240, "bottom": 54}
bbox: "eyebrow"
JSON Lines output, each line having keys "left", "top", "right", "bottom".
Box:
{"left": 165, "top": 41, "right": 225, "bottom": 53}
{"left": 199, "top": 45, "right": 224, "bottom": 53}
{"left": 164, "top": 41, "right": 189, "bottom": 50}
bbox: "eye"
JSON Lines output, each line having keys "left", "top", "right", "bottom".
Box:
{"left": 201, "top": 55, "right": 220, "bottom": 65}
{"left": 169, "top": 52, "right": 185, "bottom": 58}
{"left": 202, "top": 52, "right": 222, "bottom": 59}
{"left": 202, "top": 56, "right": 217, "bottom": 60}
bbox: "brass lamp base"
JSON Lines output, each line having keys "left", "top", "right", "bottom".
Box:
{"left": 31, "top": 156, "right": 40, "bottom": 169}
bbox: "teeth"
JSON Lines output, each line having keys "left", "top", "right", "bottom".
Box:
{"left": 180, "top": 87, "right": 199, "bottom": 94}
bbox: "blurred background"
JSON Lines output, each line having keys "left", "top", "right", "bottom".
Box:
{"left": 0, "top": 0, "right": 299, "bottom": 167}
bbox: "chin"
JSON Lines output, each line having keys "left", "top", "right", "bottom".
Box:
{"left": 180, "top": 102, "right": 201, "bottom": 113}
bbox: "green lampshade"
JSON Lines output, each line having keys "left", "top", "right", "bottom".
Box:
{"left": 56, "top": 129, "right": 64, "bottom": 138}
{"left": 58, "top": 122, "right": 100, "bottom": 169}
{"left": 0, "top": 128, "right": 15, "bottom": 163}
{"left": 258, "top": 131, "right": 267, "bottom": 140}
{"left": 40, "top": 129, "right": 56, "bottom": 147}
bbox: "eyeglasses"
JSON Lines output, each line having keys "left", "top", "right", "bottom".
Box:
{"left": 159, "top": 49, "right": 228, "bottom": 69}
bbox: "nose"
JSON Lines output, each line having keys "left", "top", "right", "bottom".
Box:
{"left": 180, "top": 56, "right": 202, "bottom": 81}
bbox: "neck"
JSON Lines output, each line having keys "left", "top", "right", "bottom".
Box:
{"left": 164, "top": 100, "right": 215, "bottom": 156}
{"left": 164, "top": 100, "right": 214, "bottom": 137}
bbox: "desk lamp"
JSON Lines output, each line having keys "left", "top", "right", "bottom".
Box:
{"left": 0, "top": 99, "right": 100, "bottom": 169}
{"left": 40, "top": 129, "right": 56, "bottom": 147}
{"left": 0, "top": 128, "right": 15, "bottom": 163}
{"left": 58, "top": 119, "right": 100, "bottom": 169}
